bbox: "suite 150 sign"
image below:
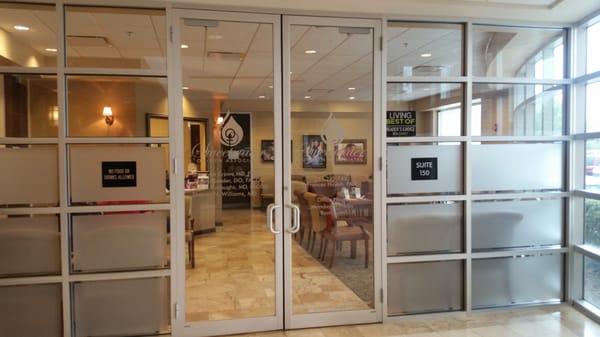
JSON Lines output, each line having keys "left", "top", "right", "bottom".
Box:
{"left": 387, "top": 111, "right": 416, "bottom": 137}
{"left": 411, "top": 157, "right": 437, "bottom": 181}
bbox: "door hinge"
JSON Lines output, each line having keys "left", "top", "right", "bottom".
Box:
{"left": 379, "top": 35, "right": 383, "bottom": 51}
{"left": 174, "top": 302, "right": 181, "bottom": 319}
{"left": 173, "top": 158, "right": 178, "bottom": 175}
{"left": 169, "top": 26, "right": 173, "bottom": 43}
{"left": 380, "top": 288, "right": 384, "bottom": 303}
{"left": 378, "top": 156, "right": 383, "bottom": 171}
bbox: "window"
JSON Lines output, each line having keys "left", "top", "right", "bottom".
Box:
{"left": 586, "top": 80, "right": 600, "bottom": 132}
{"left": 588, "top": 21, "right": 600, "bottom": 74}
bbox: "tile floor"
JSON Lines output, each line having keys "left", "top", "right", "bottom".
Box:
{"left": 221, "top": 305, "right": 600, "bottom": 337}
{"left": 186, "top": 208, "right": 370, "bottom": 321}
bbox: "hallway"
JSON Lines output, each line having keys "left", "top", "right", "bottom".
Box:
{"left": 221, "top": 305, "right": 599, "bottom": 337}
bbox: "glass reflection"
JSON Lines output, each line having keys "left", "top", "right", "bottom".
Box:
{"left": 473, "top": 25, "right": 564, "bottom": 79}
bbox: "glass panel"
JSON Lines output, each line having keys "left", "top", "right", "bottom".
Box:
{"left": 584, "top": 256, "right": 600, "bottom": 308}
{"left": 472, "top": 25, "right": 565, "bottom": 79}
{"left": 0, "top": 145, "right": 58, "bottom": 207}
{"left": 291, "top": 24, "right": 374, "bottom": 314}
{"left": 0, "top": 283, "right": 62, "bottom": 337}
{"left": 69, "top": 144, "right": 169, "bottom": 205}
{"left": 472, "top": 253, "right": 563, "bottom": 308}
{"left": 387, "top": 22, "right": 462, "bottom": 77}
{"left": 387, "top": 260, "right": 463, "bottom": 315}
{"left": 387, "top": 202, "right": 463, "bottom": 256}
{"left": 66, "top": 76, "right": 168, "bottom": 137}
{"left": 472, "top": 142, "right": 564, "bottom": 193}
{"left": 72, "top": 277, "right": 170, "bottom": 337}
{"left": 180, "top": 18, "right": 276, "bottom": 322}
{"left": 473, "top": 83, "right": 564, "bottom": 136}
{"left": 587, "top": 21, "right": 600, "bottom": 74}
{"left": 387, "top": 83, "right": 463, "bottom": 137}
{"left": 71, "top": 211, "right": 168, "bottom": 273}
{"left": 585, "top": 80, "right": 600, "bottom": 133}
{"left": 65, "top": 6, "right": 166, "bottom": 70}
{"left": 0, "top": 3, "right": 57, "bottom": 68}
{"left": 387, "top": 143, "right": 463, "bottom": 196}
{"left": 0, "top": 74, "right": 58, "bottom": 138}
{"left": 0, "top": 214, "right": 60, "bottom": 277}
{"left": 585, "top": 139, "right": 600, "bottom": 189}
{"left": 472, "top": 198, "right": 563, "bottom": 251}
{"left": 585, "top": 199, "right": 600, "bottom": 248}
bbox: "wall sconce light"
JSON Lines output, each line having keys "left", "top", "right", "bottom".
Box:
{"left": 216, "top": 116, "right": 224, "bottom": 125}
{"left": 102, "top": 106, "right": 114, "bottom": 126}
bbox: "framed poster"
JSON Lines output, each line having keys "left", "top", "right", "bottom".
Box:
{"left": 387, "top": 111, "right": 416, "bottom": 137}
{"left": 335, "top": 139, "right": 367, "bottom": 164}
{"left": 260, "top": 140, "right": 275, "bottom": 162}
{"left": 303, "top": 135, "right": 326, "bottom": 168}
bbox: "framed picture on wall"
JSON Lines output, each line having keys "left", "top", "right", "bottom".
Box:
{"left": 302, "top": 135, "right": 326, "bottom": 168}
{"left": 261, "top": 140, "right": 275, "bottom": 162}
{"left": 334, "top": 139, "right": 367, "bottom": 164}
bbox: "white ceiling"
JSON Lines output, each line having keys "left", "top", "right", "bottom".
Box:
{"left": 174, "top": 0, "right": 599, "bottom": 24}
{"left": 0, "top": 1, "right": 596, "bottom": 105}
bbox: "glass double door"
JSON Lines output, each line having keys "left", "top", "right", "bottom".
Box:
{"left": 171, "top": 10, "right": 380, "bottom": 336}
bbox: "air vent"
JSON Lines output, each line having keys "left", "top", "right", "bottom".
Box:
{"left": 206, "top": 51, "right": 245, "bottom": 61}
{"left": 67, "top": 35, "right": 111, "bottom": 47}
{"left": 308, "top": 88, "right": 334, "bottom": 94}
{"left": 413, "top": 65, "right": 445, "bottom": 75}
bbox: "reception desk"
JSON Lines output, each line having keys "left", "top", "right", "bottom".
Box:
{"left": 186, "top": 188, "right": 216, "bottom": 234}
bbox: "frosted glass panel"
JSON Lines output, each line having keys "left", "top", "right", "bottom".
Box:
{"left": 0, "top": 146, "right": 58, "bottom": 206}
{"left": 387, "top": 260, "right": 463, "bottom": 315}
{"left": 472, "top": 143, "right": 563, "bottom": 193}
{"left": 71, "top": 212, "right": 168, "bottom": 273}
{"left": 472, "top": 253, "right": 562, "bottom": 308}
{"left": 69, "top": 145, "right": 168, "bottom": 204}
{"left": 0, "top": 215, "right": 60, "bottom": 277}
{"left": 472, "top": 198, "right": 563, "bottom": 250}
{"left": 73, "top": 277, "right": 170, "bottom": 337}
{"left": 0, "top": 284, "right": 62, "bottom": 337}
{"left": 387, "top": 202, "right": 463, "bottom": 255}
{"left": 387, "top": 144, "right": 462, "bottom": 195}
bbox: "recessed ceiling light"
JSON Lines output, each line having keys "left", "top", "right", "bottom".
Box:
{"left": 181, "top": 44, "right": 189, "bottom": 49}
{"left": 305, "top": 50, "right": 317, "bottom": 54}
{"left": 182, "top": 86, "right": 189, "bottom": 90}
{"left": 349, "top": 96, "right": 356, "bottom": 100}
{"left": 348, "top": 87, "right": 356, "bottom": 91}
{"left": 304, "top": 95, "right": 311, "bottom": 99}
{"left": 14, "top": 25, "right": 30, "bottom": 31}
{"left": 208, "top": 34, "right": 223, "bottom": 40}
{"left": 258, "top": 95, "right": 266, "bottom": 99}
{"left": 45, "top": 48, "right": 57, "bottom": 52}
{"left": 423, "top": 88, "right": 430, "bottom": 91}
{"left": 268, "top": 85, "right": 273, "bottom": 89}
{"left": 420, "top": 53, "right": 432, "bottom": 58}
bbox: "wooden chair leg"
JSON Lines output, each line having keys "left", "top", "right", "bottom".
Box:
{"left": 364, "top": 239, "right": 369, "bottom": 268}
{"left": 310, "top": 231, "right": 316, "bottom": 253}
{"left": 350, "top": 240, "right": 357, "bottom": 259}
{"left": 318, "top": 235, "right": 324, "bottom": 259}
{"left": 321, "top": 238, "right": 328, "bottom": 260}
{"left": 328, "top": 239, "right": 337, "bottom": 268}
{"left": 189, "top": 239, "right": 196, "bottom": 268}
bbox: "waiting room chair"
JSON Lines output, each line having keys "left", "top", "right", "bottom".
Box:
{"left": 318, "top": 197, "right": 370, "bottom": 269}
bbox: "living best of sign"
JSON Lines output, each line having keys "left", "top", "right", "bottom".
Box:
{"left": 386, "top": 111, "right": 416, "bottom": 137}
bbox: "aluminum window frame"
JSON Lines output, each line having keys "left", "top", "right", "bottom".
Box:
{"left": 382, "top": 18, "right": 572, "bottom": 321}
